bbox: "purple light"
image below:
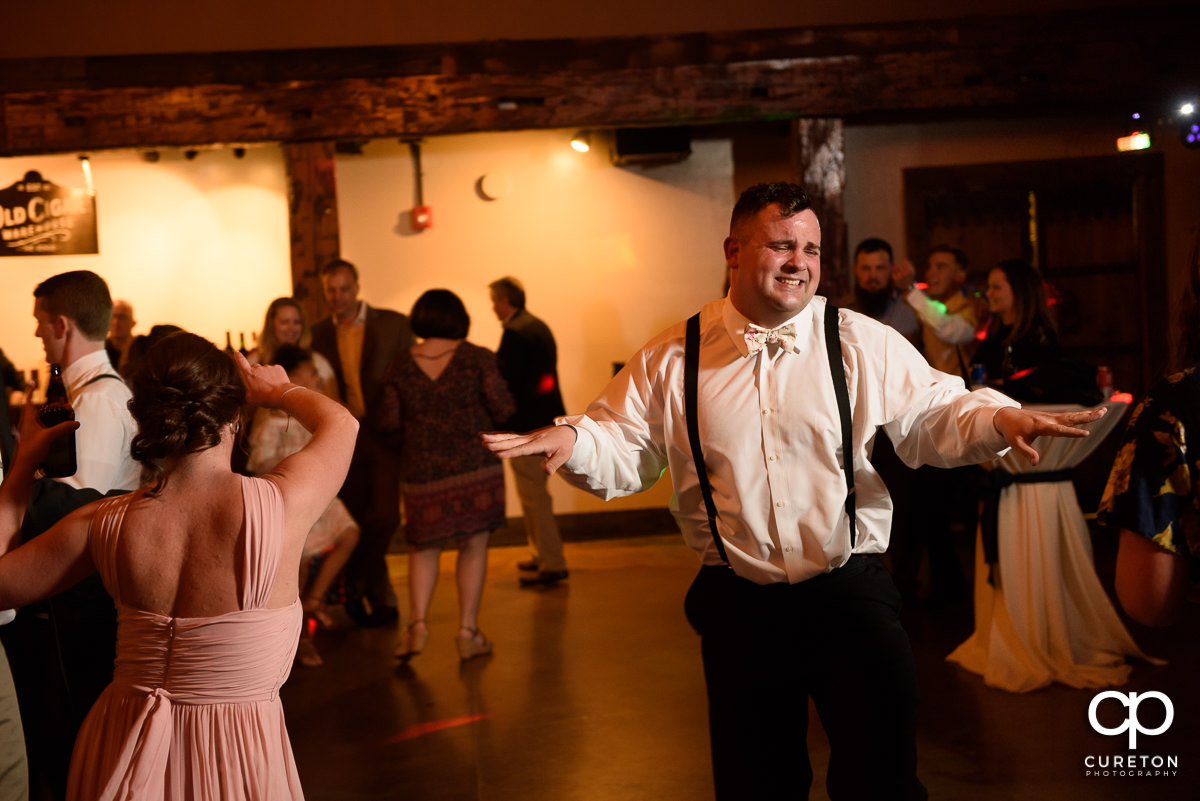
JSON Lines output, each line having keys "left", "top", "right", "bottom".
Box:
{"left": 1132, "top": 112, "right": 1141, "bottom": 120}
{"left": 1192, "top": 124, "right": 1200, "bottom": 134}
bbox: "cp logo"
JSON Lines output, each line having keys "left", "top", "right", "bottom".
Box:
{"left": 1088, "top": 691, "right": 1174, "bottom": 749}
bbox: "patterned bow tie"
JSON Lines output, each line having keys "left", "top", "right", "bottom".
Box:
{"left": 745, "top": 323, "right": 797, "bottom": 356}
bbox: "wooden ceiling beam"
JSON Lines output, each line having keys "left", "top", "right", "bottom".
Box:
{"left": 1, "top": 5, "right": 1194, "bottom": 156}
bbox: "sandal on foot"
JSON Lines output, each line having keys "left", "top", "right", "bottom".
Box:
{"left": 296, "top": 635, "right": 323, "bottom": 668}
{"left": 302, "top": 597, "right": 335, "bottom": 629}
{"left": 394, "top": 620, "right": 429, "bottom": 661}
{"left": 456, "top": 628, "right": 493, "bottom": 661}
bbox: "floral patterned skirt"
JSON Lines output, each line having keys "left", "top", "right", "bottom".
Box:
{"left": 402, "top": 464, "right": 506, "bottom": 549}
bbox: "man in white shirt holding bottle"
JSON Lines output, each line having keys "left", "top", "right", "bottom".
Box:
{"left": 5, "top": 269, "right": 139, "bottom": 801}
{"left": 484, "top": 183, "right": 1103, "bottom": 800}
{"left": 32, "top": 270, "right": 139, "bottom": 494}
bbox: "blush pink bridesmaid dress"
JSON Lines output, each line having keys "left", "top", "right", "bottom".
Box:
{"left": 67, "top": 476, "right": 305, "bottom": 800}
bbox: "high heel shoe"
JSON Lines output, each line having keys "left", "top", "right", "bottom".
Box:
{"left": 456, "top": 628, "right": 493, "bottom": 661}
{"left": 394, "top": 620, "right": 428, "bottom": 661}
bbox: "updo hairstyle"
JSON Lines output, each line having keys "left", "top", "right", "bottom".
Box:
{"left": 128, "top": 332, "right": 246, "bottom": 494}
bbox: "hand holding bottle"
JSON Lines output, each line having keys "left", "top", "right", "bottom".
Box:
{"left": 17, "top": 391, "right": 79, "bottom": 477}
{"left": 36, "top": 363, "right": 78, "bottom": 478}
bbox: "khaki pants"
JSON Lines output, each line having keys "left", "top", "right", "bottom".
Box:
{"left": 510, "top": 453, "right": 566, "bottom": 572}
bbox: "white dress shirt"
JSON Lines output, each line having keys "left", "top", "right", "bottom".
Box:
{"left": 557, "top": 296, "right": 1019, "bottom": 585}
{"left": 61, "top": 349, "right": 140, "bottom": 493}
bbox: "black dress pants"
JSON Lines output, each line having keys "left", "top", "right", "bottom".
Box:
{"left": 684, "top": 556, "right": 928, "bottom": 801}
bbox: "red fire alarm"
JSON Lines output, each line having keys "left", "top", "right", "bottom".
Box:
{"left": 411, "top": 205, "right": 433, "bottom": 230}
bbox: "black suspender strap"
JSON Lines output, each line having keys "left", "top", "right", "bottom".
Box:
{"left": 82, "top": 373, "right": 124, "bottom": 387}
{"left": 684, "top": 313, "right": 729, "bottom": 564}
{"left": 683, "top": 306, "right": 857, "bottom": 566}
{"left": 824, "top": 306, "right": 858, "bottom": 549}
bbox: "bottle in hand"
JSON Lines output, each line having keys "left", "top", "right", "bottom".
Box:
{"left": 39, "top": 363, "right": 77, "bottom": 478}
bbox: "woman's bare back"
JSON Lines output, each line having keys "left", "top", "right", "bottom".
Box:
{"left": 110, "top": 471, "right": 296, "bottom": 618}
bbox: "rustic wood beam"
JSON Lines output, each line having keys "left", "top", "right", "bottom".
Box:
{"left": 795, "top": 119, "right": 848, "bottom": 300}
{"left": 1, "top": 7, "right": 1190, "bottom": 92}
{"left": 282, "top": 142, "right": 340, "bottom": 326}
{"left": 0, "top": 6, "right": 1195, "bottom": 156}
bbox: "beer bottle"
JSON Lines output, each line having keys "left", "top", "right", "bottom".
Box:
{"left": 39, "top": 363, "right": 77, "bottom": 478}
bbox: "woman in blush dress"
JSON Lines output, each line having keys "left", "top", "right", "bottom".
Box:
{"left": 0, "top": 332, "right": 357, "bottom": 799}
{"left": 378, "top": 289, "right": 514, "bottom": 662}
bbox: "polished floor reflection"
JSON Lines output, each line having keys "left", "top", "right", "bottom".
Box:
{"left": 282, "top": 533, "right": 1200, "bottom": 801}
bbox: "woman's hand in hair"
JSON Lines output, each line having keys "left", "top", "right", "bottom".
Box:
{"left": 234, "top": 352, "right": 294, "bottom": 408}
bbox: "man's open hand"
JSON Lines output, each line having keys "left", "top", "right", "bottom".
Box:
{"left": 993, "top": 406, "right": 1107, "bottom": 467}
{"left": 481, "top": 426, "right": 577, "bottom": 475}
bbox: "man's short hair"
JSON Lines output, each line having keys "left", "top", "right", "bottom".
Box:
{"left": 33, "top": 270, "right": 112, "bottom": 341}
{"left": 320, "top": 258, "right": 359, "bottom": 282}
{"left": 854, "top": 237, "right": 893, "bottom": 262}
{"left": 929, "top": 244, "right": 968, "bottom": 272}
{"left": 488, "top": 277, "right": 526, "bottom": 311}
{"left": 730, "top": 183, "right": 812, "bottom": 233}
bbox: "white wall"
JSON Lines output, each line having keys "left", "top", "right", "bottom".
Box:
{"left": 0, "top": 147, "right": 292, "bottom": 377}
{"left": 336, "top": 130, "right": 736, "bottom": 514}
{"left": 0, "top": 133, "right": 735, "bottom": 516}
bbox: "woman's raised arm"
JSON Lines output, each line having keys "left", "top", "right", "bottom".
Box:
{"left": 235, "top": 353, "right": 358, "bottom": 538}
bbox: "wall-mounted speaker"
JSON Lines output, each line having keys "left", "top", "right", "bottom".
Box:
{"left": 611, "top": 126, "right": 692, "bottom": 167}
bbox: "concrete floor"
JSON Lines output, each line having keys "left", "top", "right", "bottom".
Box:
{"left": 281, "top": 533, "right": 1200, "bottom": 801}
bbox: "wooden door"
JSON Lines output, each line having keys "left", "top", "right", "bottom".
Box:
{"left": 904, "top": 153, "right": 1166, "bottom": 399}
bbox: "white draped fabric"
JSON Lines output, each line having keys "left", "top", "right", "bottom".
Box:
{"left": 946, "top": 401, "right": 1163, "bottom": 693}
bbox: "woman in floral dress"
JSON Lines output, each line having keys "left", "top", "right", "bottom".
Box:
{"left": 378, "top": 289, "right": 515, "bottom": 661}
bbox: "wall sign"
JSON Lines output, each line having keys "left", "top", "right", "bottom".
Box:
{"left": 0, "top": 170, "right": 98, "bottom": 256}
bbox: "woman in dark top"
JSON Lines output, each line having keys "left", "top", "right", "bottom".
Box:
{"left": 974, "top": 258, "right": 1060, "bottom": 389}
{"left": 378, "top": 289, "right": 515, "bottom": 662}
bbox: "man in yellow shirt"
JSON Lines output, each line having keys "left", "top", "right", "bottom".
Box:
{"left": 894, "top": 245, "right": 983, "bottom": 380}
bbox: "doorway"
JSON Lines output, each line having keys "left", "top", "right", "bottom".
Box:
{"left": 904, "top": 152, "right": 1166, "bottom": 399}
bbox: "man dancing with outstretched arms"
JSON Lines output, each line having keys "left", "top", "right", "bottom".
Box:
{"left": 483, "top": 183, "right": 1104, "bottom": 801}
